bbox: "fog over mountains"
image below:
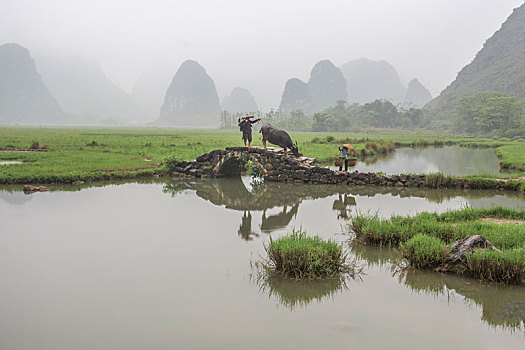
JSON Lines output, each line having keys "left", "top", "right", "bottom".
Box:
{"left": 425, "top": 3, "right": 525, "bottom": 127}
{"left": 1, "top": 41, "right": 435, "bottom": 126}
{"left": 404, "top": 79, "right": 433, "bottom": 109}
{"left": 36, "top": 55, "right": 144, "bottom": 124}
{"left": 131, "top": 70, "right": 172, "bottom": 122}
{"left": 279, "top": 60, "right": 347, "bottom": 114}
{"left": 340, "top": 58, "right": 406, "bottom": 105}
{"left": 221, "top": 87, "right": 258, "bottom": 114}
{"left": 2, "top": 1, "right": 525, "bottom": 127}
{"left": 0, "top": 43, "right": 63, "bottom": 123}
{"left": 158, "top": 60, "right": 221, "bottom": 127}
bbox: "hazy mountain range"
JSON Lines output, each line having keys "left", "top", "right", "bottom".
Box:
{"left": 0, "top": 43, "right": 64, "bottom": 123}
{"left": 279, "top": 60, "right": 347, "bottom": 114}
{"left": 2, "top": 2, "right": 524, "bottom": 127}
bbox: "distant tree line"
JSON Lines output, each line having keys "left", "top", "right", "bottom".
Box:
{"left": 222, "top": 91, "right": 525, "bottom": 137}
{"left": 454, "top": 91, "right": 525, "bottom": 137}
{"left": 270, "top": 99, "right": 425, "bottom": 132}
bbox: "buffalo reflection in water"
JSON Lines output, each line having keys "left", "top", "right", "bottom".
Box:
{"left": 162, "top": 177, "right": 357, "bottom": 239}
{"left": 161, "top": 177, "right": 525, "bottom": 240}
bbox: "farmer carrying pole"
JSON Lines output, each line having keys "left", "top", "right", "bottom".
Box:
{"left": 338, "top": 143, "right": 354, "bottom": 172}
{"left": 238, "top": 114, "right": 261, "bottom": 147}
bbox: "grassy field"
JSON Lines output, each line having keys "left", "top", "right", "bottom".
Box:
{"left": 1, "top": 126, "right": 525, "bottom": 184}
{"left": 350, "top": 207, "right": 525, "bottom": 284}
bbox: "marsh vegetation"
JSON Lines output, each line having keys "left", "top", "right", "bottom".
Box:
{"left": 258, "top": 230, "right": 359, "bottom": 280}
{"left": 350, "top": 207, "right": 525, "bottom": 284}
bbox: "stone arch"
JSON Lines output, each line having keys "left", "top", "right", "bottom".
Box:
{"left": 214, "top": 155, "right": 242, "bottom": 177}
{"left": 212, "top": 151, "right": 268, "bottom": 177}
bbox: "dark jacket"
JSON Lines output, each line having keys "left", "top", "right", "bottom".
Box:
{"left": 238, "top": 119, "right": 259, "bottom": 134}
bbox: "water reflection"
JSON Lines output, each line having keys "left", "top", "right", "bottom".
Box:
{"left": 238, "top": 211, "right": 259, "bottom": 240}
{"left": 401, "top": 270, "right": 525, "bottom": 333}
{"left": 349, "top": 243, "right": 399, "bottom": 269}
{"left": 261, "top": 204, "right": 299, "bottom": 233}
{"left": 353, "top": 244, "right": 525, "bottom": 333}
{"left": 2, "top": 180, "right": 525, "bottom": 347}
{"left": 332, "top": 194, "right": 356, "bottom": 220}
{"left": 330, "top": 146, "right": 515, "bottom": 176}
{"left": 161, "top": 177, "right": 525, "bottom": 239}
{"left": 256, "top": 275, "right": 348, "bottom": 311}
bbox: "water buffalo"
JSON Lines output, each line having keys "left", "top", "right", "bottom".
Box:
{"left": 259, "top": 124, "right": 300, "bottom": 157}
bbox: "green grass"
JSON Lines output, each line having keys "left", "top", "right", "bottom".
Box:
{"left": 352, "top": 208, "right": 525, "bottom": 249}
{"left": 263, "top": 230, "right": 352, "bottom": 279}
{"left": 1, "top": 126, "right": 525, "bottom": 183}
{"left": 495, "top": 142, "right": 525, "bottom": 171}
{"left": 350, "top": 207, "right": 525, "bottom": 284}
{"left": 400, "top": 234, "right": 449, "bottom": 269}
{"left": 466, "top": 249, "right": 525, "bottom": 284}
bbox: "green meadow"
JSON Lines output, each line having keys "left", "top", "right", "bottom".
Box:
{"left": 1, "top": 126, "right": 525, "bottom": 184}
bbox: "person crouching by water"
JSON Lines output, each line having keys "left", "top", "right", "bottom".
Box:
{"left": 338, "top": 144, "right": 353, "bottom": 172}
{"left": 238, "top": 114, "right": 261, "bottom": 147}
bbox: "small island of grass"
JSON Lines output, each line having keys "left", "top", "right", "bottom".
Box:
{"left": 261, "top": 230, "right": 358, "bottom": 280}
{"left": 350, "top": 207, "right": 525, "bottom": 284}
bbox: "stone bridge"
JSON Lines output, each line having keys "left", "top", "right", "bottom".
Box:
{"left": 171, "top": 146, "right": 428, "bottom": 186}
{"left": 169, "top": 146, "right": 519, "bottom": 191}
{"left": 171, "top": 146, "right": 317, "bottom": 179}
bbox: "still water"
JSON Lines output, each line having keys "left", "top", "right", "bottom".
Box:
{"left": 1, "top": 178, "right": 524, "bottom": 349}
{"left": 331, "top": 146, "right": 509, "bottom": 176}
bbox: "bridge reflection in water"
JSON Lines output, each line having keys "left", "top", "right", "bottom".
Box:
{"left": 161, "top": 176, "right": 525, "bottom": 240}
{"left": 162, "top": 176, "right": 359, "bottom": 239}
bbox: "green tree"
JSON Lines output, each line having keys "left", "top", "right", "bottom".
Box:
{"left": 456, "top": 91, "right": 525, "bottom": 135}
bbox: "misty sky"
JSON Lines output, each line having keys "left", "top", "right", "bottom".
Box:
{"left": 1, "top": 0, "right": 524, "bottom": 110}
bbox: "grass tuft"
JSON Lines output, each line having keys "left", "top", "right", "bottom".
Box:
{"left": 263, "top": 230, "right": 355, "bottom": 279}
{"left": 400, "top": 234, "right": 449, "bottom": 269}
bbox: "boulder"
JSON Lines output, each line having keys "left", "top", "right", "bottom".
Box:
{"left": 437, "top": 235, "right": 500, "bottom": 274}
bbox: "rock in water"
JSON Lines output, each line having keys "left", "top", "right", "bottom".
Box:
{"left": 340, "top": 58, "right": 406, "bottom": 105}
{"left": 158, "top": 60, "right": 221, "bottom": 127}
{"left": 404, "top": 79, "right": 432, "bottom": 108}
{"left": 307, "top": 60, "right": 347, "bottom": 111}
{"left": 221, "top": 87, "right": 258, "bottom": 113}
{"left": 23, "top": 185, "right": 49, "bottom": 194}
{"left": 438, "top": 235, "right": 499, "bottom": 274}
{"left": 0, "top": 43, "right": 64, "bottom": 123}
{"left": 279, "top": 78, "right": 314, "bottom": 114}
